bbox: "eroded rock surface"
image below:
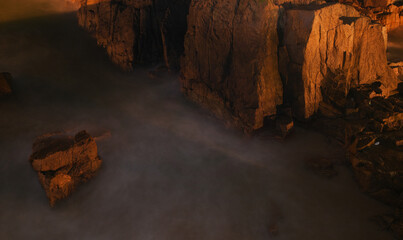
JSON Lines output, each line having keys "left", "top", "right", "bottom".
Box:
{"left": 311, "top": 81, "right": 403, "bottom": 238}
{"left": 0, "top": 72, "right": 12, "bottom": 97}
{"left": 280, "top": 3, "right": 398, "bottom": 120}
{"left": 29, "top": 131, "right": 102, "bottom": 207}
{"left": 338, "top": 0, "right": 403, "bottom": 31}
{"left": 180, "top": 0, "right": 283, "bottom": 132}
{"left": 77, "top": 0, "right": 190, "bottom": 70}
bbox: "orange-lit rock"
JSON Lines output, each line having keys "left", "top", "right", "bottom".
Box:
{"left": 310, "top": 78, "right": 403, "bottom": 238}
{"left": 338, "top": 0, "right": 403, "bottom": 31}
{"left": 0, "top": 72, "right": 12, "bottom": 97}
{"left": 77, "top": 0, "right": 190, "bottom": 71}
{"left": 181, "top": 0, "right": 283, "bottom": 132}
{"left": 30, "top": 131, "right": 102, "bottom": 207}
{"left": 280, "top": 3, "right": 398, "bottom": 120}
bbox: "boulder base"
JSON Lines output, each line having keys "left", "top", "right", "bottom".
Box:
{"left": 29, "top": 131, "right": 102, "bottom": 207}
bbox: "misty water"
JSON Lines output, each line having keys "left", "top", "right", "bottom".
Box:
{"left": 0, "top": 2, "right": 397, "bottom": 240}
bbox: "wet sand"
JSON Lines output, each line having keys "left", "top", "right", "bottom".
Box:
{"left": 0, "top": 4, "right": 395, "bottom": 240}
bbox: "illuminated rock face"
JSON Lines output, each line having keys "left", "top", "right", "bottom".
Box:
{"left": 338, "top": 0, "right": 403, "bottom": 31}
{"left": 76, "top": 0, "right": 399, "bottom": 131}
{"left": 29, "top": 131, "right": 102, "bottom": 207}
{"left": 279, "top": 3, "right": 398, "bottom": 120}
{"left": 180, "top": 0, "right": 283, "bottom": 132}
{"left": 77, "top": 0, "right": 190, "bottom": 71}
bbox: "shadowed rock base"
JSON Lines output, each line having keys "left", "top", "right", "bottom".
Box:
{"left": 29, "top": 131, "right": 102, "bottom": 207}
{"left": 0, "top": 72, "right": 12, "bottom": 97}
{"left": 312, "top": 82, "right": 403, "bottom": 238}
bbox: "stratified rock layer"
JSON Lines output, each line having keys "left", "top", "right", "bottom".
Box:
{"left": 77, "top": 0, "right": 190, "bottom": 70}
{"left": 180, "top": 0, "right": 283, "bottom": 132}
{"left": 279, "top": 3, "right": 398, "bottom": 120}
{"left": 30, "top": 131, "right": 102, "bottom": 207}
{"left": 0, "top": 72, "right": 12, "bottom": 97}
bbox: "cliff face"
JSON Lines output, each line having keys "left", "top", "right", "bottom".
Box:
{"left": 77, "top": 0, "right": 190, "bottom": 71}
{"left": 76, "top": 0, "right": 401, "bottom": 131}
{"left": 73, "top": 0, "right": 403, "bottom": 236}
{"left": 180, "top": 0, "right": 283, "bottom": 132}
{"left": 279, "top": 3, "right": 398, "bottom": 120}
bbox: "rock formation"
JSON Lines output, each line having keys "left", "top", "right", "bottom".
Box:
{"left": 29, "top": 131, "right": 102, "bottom": 207}
{"left": 279, "top": 3, "right": 398, "bottom": 120}
{"left": 310, "top": 80, "right": 403, "bottom": 238}
{"left": 338, "top": 0, "right": 403, "bottom": 31}
{"left": 75, "top": 1, "right": 403, "bottom": 236}
{"left": 180, "top": 0, "right": 283, "bottom": 132}
{"left": 0, "top": 72, "right": 12, "bottom": 97}
{"left": 77, "top": 0, "right": 190, "bottom": 71}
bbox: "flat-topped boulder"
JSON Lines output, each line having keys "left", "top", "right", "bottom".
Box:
{"left": 29, "top": 131, "right": 102, "bottom": 207}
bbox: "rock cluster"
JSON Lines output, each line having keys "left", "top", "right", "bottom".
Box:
{"left": 0, "top": 72, "right": 12, "bottom": 97}
{"left": 181, "top": 2, "right": 397, "bottom": 130}
{"left": 77, "top": 0, "right": 190, "bottom": 71}
{"left": 76, "top": 1, "right": 403, "bottom": 236}
{"left": 29, "top": 131, "right": 102, "bottom": 207}
{"left": 311, "top": 81, "right": 403, "bottom": 237}
{"left": 338, "top": 0, "right": 403, "bottom": 31}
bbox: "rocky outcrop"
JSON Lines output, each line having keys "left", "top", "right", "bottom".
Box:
{"left": 180, "top": 0, "right": 283, "bottom": 132}
{"left": 0, "top": 72, "right": 12, "bottom": 97}
{"left": 77, "top": 0, "right": 190, "bottom": 70}
{"left": 279, "top": 3, "right": 398, "bottom": 120}
{"left": 29, "top": 131, "right": 102, "bottom": 207}
{"left": 390, "top": 62, "right": 403, "bottom": 80}
{"left": 311, "top": 81, "right": 403, "bottom": 238}
{"left": 338, "top": 0, "right": 403, "bottom": 31}
{"left": 74, "top": 1, "right": 402, "bottom": 237}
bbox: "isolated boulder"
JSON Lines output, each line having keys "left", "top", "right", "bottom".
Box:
{"left": 280, "top": 3, "right": 398, "bottom": 120}
{"left": 29, "top": 131, "right": 102, "bottom": 207}
{"left": 181, "top": 0, "right": 283, "bottom": 132}
{"left": 0, "top": 72, "right": 12, "bottom": 97}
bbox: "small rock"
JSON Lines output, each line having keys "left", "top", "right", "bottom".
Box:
{"left": 0, "top": 72, "right": 12, "bottom": 97}
{"left": 370, "top": 214, "right": 394, "bottom": 231}
{"left": 268, "top": 223, "right": 279, "bottom": 237}
{"left": 319, "top": 101, "right": 343, "bottom": 119}
{"left": 29, "top": 130, "right": 102, "bottom": 207}
{"left": 276, "top": 115, "right": 294, "bottom": 138}
{"left": 305, "top": 157, "right": 338, "bottom": 178}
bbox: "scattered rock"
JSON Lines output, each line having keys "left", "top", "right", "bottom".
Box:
{"left": 29, "top": 131, "right": 102, "bottom": 207}
{"left": 305, "top": 157, "right": 338, "bottom": 178}
{"left": 276, "top": 115, "right": 294, "bottom": 138}
{"left": 370, "top": 214, "right": 394, "bottom": 231}
{"left": 268, "top": 223, "right": 279, "bottom": 237}
{"left": 0, "top": 72, "right": 12, "bottom": 97}
{"left": 390, "top": 62, "right": 403, "bottom": 80}
{"left": 338, "top": 0, "right": 403, "bottom": 31}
